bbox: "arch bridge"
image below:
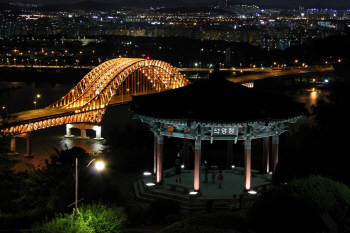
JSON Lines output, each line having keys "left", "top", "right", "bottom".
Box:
{"left": 2, "top": 58, "right": 190, "bottom": 155}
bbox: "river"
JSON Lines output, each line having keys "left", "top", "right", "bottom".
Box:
{"left": 0, "top": 75, "right": 331, "bottom": 172}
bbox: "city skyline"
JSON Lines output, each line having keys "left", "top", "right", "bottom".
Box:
{"left": 2, "top": 0, "right": 350, "bottom": 8}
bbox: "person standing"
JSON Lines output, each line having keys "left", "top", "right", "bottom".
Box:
{"left": 173, "top": 159, "right": 182, "bottom": 184}
{"left": 211, "top": 167, "right": 217, "bottom": 183}
{"left": 217, "top": 170, "right": 223, "bottom": 189}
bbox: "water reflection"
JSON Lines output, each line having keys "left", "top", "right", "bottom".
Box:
{"left": 59, "top": 138, "right": 105, "bottom": 155}
{"left": 309, "top": 90, "right": 319, "bottom": 107}
{"left": 290, "top": 88, "right": 329, "bottom": 113}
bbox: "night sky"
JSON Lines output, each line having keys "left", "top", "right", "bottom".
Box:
{"left": 2, "top": 0, "right": 350, "bottom": 8}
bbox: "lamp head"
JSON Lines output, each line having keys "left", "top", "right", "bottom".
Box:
{"left": 95, "top": 161, "right": 104, "bottom": 170}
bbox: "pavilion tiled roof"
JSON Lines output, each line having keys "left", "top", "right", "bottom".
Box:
{"left": 129, "top": 78, "right": 307, "bottom": 123}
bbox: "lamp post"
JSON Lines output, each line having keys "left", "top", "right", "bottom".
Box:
{"left": 34, "top": 94, "right": 41, "bottom": 109}
{"left": 75, "top": 158, "right": 104, "bottom": 219}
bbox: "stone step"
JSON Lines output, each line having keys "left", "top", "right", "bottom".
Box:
{"left": 133, "top": 179, "right": 247, "bottom": 210}
{"left": 133, "top": 182, "right": 154, "bottom": 203}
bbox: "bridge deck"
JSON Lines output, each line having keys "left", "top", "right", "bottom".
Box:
{"left": 227, "top": 67, "right": 333, "bottom": 83}
{"left": 2, "top": 95, "right": 133, "bottom": 124}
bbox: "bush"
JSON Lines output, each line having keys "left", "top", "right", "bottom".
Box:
{"left": 158, "top": 211, "right": 250, "bottom": 233}
{"left": 30, "top": 214, "right": 94, "bottom": 233}
{"left": 29, "top": 201, "right": 127, "bottom": 233}
{"left": 79, "top": 201, "right": 127, "bottom": 233}
{"left": 249, "top": 175, "right": 350, "bottom": 233}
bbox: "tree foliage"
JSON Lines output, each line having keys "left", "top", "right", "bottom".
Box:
{"left": 249, "top": 175, "right": 350, "bottom": 233}
{"left": 16, "top": 146, "right": 92, "bottom": 214}
{"left": 0, "top": 86, "right": 22, "bottom": 212}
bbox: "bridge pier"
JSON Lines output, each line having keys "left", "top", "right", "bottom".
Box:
{"left": 78, "top": 124, "right": 89, "bottom": 140}
{"left": 64, "top": 123, "right": 104, "bottom": 141}
{"left": 7, "top": 138, "right": 19, "bottom": 156}
{"left": 64, "top": 124, "right": 75, "bottom": 138}
{"left": 8, "top": 133, "right": 33, "bottom": 157}
{"left": 25, "top": 133, "right": 34, "bottom": 157}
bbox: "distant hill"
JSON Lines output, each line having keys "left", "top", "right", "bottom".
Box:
{"left": 303, "top": 3, "right": 350, "bottom": 10}
{"left": 0, "top": 3, "right": 20, "bottom": 11}
{"left": 1, "top": 0, "right": 349, "bottom": 11}
{"left": 35, "top": 0, "right": 213, "bottom": 11}
{"left": 155, "top": 6, "right": 231, "bottom": 14}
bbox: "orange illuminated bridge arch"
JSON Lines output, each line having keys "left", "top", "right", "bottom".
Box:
{"left": 1, "top": 58, "right": 190, "bottom": 135}
{"left": 46, "top": 58, "right": 191, "bottom": 122}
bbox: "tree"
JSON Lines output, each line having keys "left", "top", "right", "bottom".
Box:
{"left": 0, "top": 86, "right": 21, "bottom": 212}
{"left": 249, "top": 176, "right": 350, "bottom": 233}
{"left": 16, "top": 146, "right": 93, "bottom": 214}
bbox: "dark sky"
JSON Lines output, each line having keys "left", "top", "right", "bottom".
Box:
{"left": 3, "top": 0, "right": 350, "bottom": 8}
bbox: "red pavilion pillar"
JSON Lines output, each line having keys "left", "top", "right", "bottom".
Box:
{"left": 156, "top": 135, "right": 164, "bottom": 185}
{"left": 194, "top": 138, "right": 201, "bottom": 192}
{"left": 244, "top": 138, "right": 252, "bottom": 191}
{"left": 272, "top": 136, "right": 279, "bottom": 172}
{"left": 263, "top": 137, "right": 270, "bottom": 174}
{"left": 154, "top": 133, "right": 157, "bottom": 174}
{"left": 183, "top": 138, "right": 189, "bottom": 169}
{"left": 227, "top": 140, "right": 233, "bottom": 170}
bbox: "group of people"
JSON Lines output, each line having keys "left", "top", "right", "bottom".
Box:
{"left": 173, "top": 160, "right": 224, "bottom": 189}
{"left": 204, "top": 164, "right": 224, "bottom": 189}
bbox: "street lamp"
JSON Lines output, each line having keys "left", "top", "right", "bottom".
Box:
{"left": 2, "top": 106, "right": 8, "bottom": 115}
{"left": 34, "top": 94, "right": 41, "bottom": 109}
{"left": 14, "top": 58, "right": 16, "bottom": 66}
{"left": 55, "top": 59, "right": 58, "bottom": 66}
{"left": 74, "top": 158, "right": 104, "bottom": 219}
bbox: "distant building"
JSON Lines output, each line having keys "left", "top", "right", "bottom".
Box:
{"left": 232, "top": 5, "right": 260, "bottom": 14}
{"left": 218, "top": 0, "right": 227, "bottom": 9}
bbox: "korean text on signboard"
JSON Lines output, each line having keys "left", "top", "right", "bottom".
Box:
{"left": 211, "top": 126, "right": 238, "bottom": 136}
